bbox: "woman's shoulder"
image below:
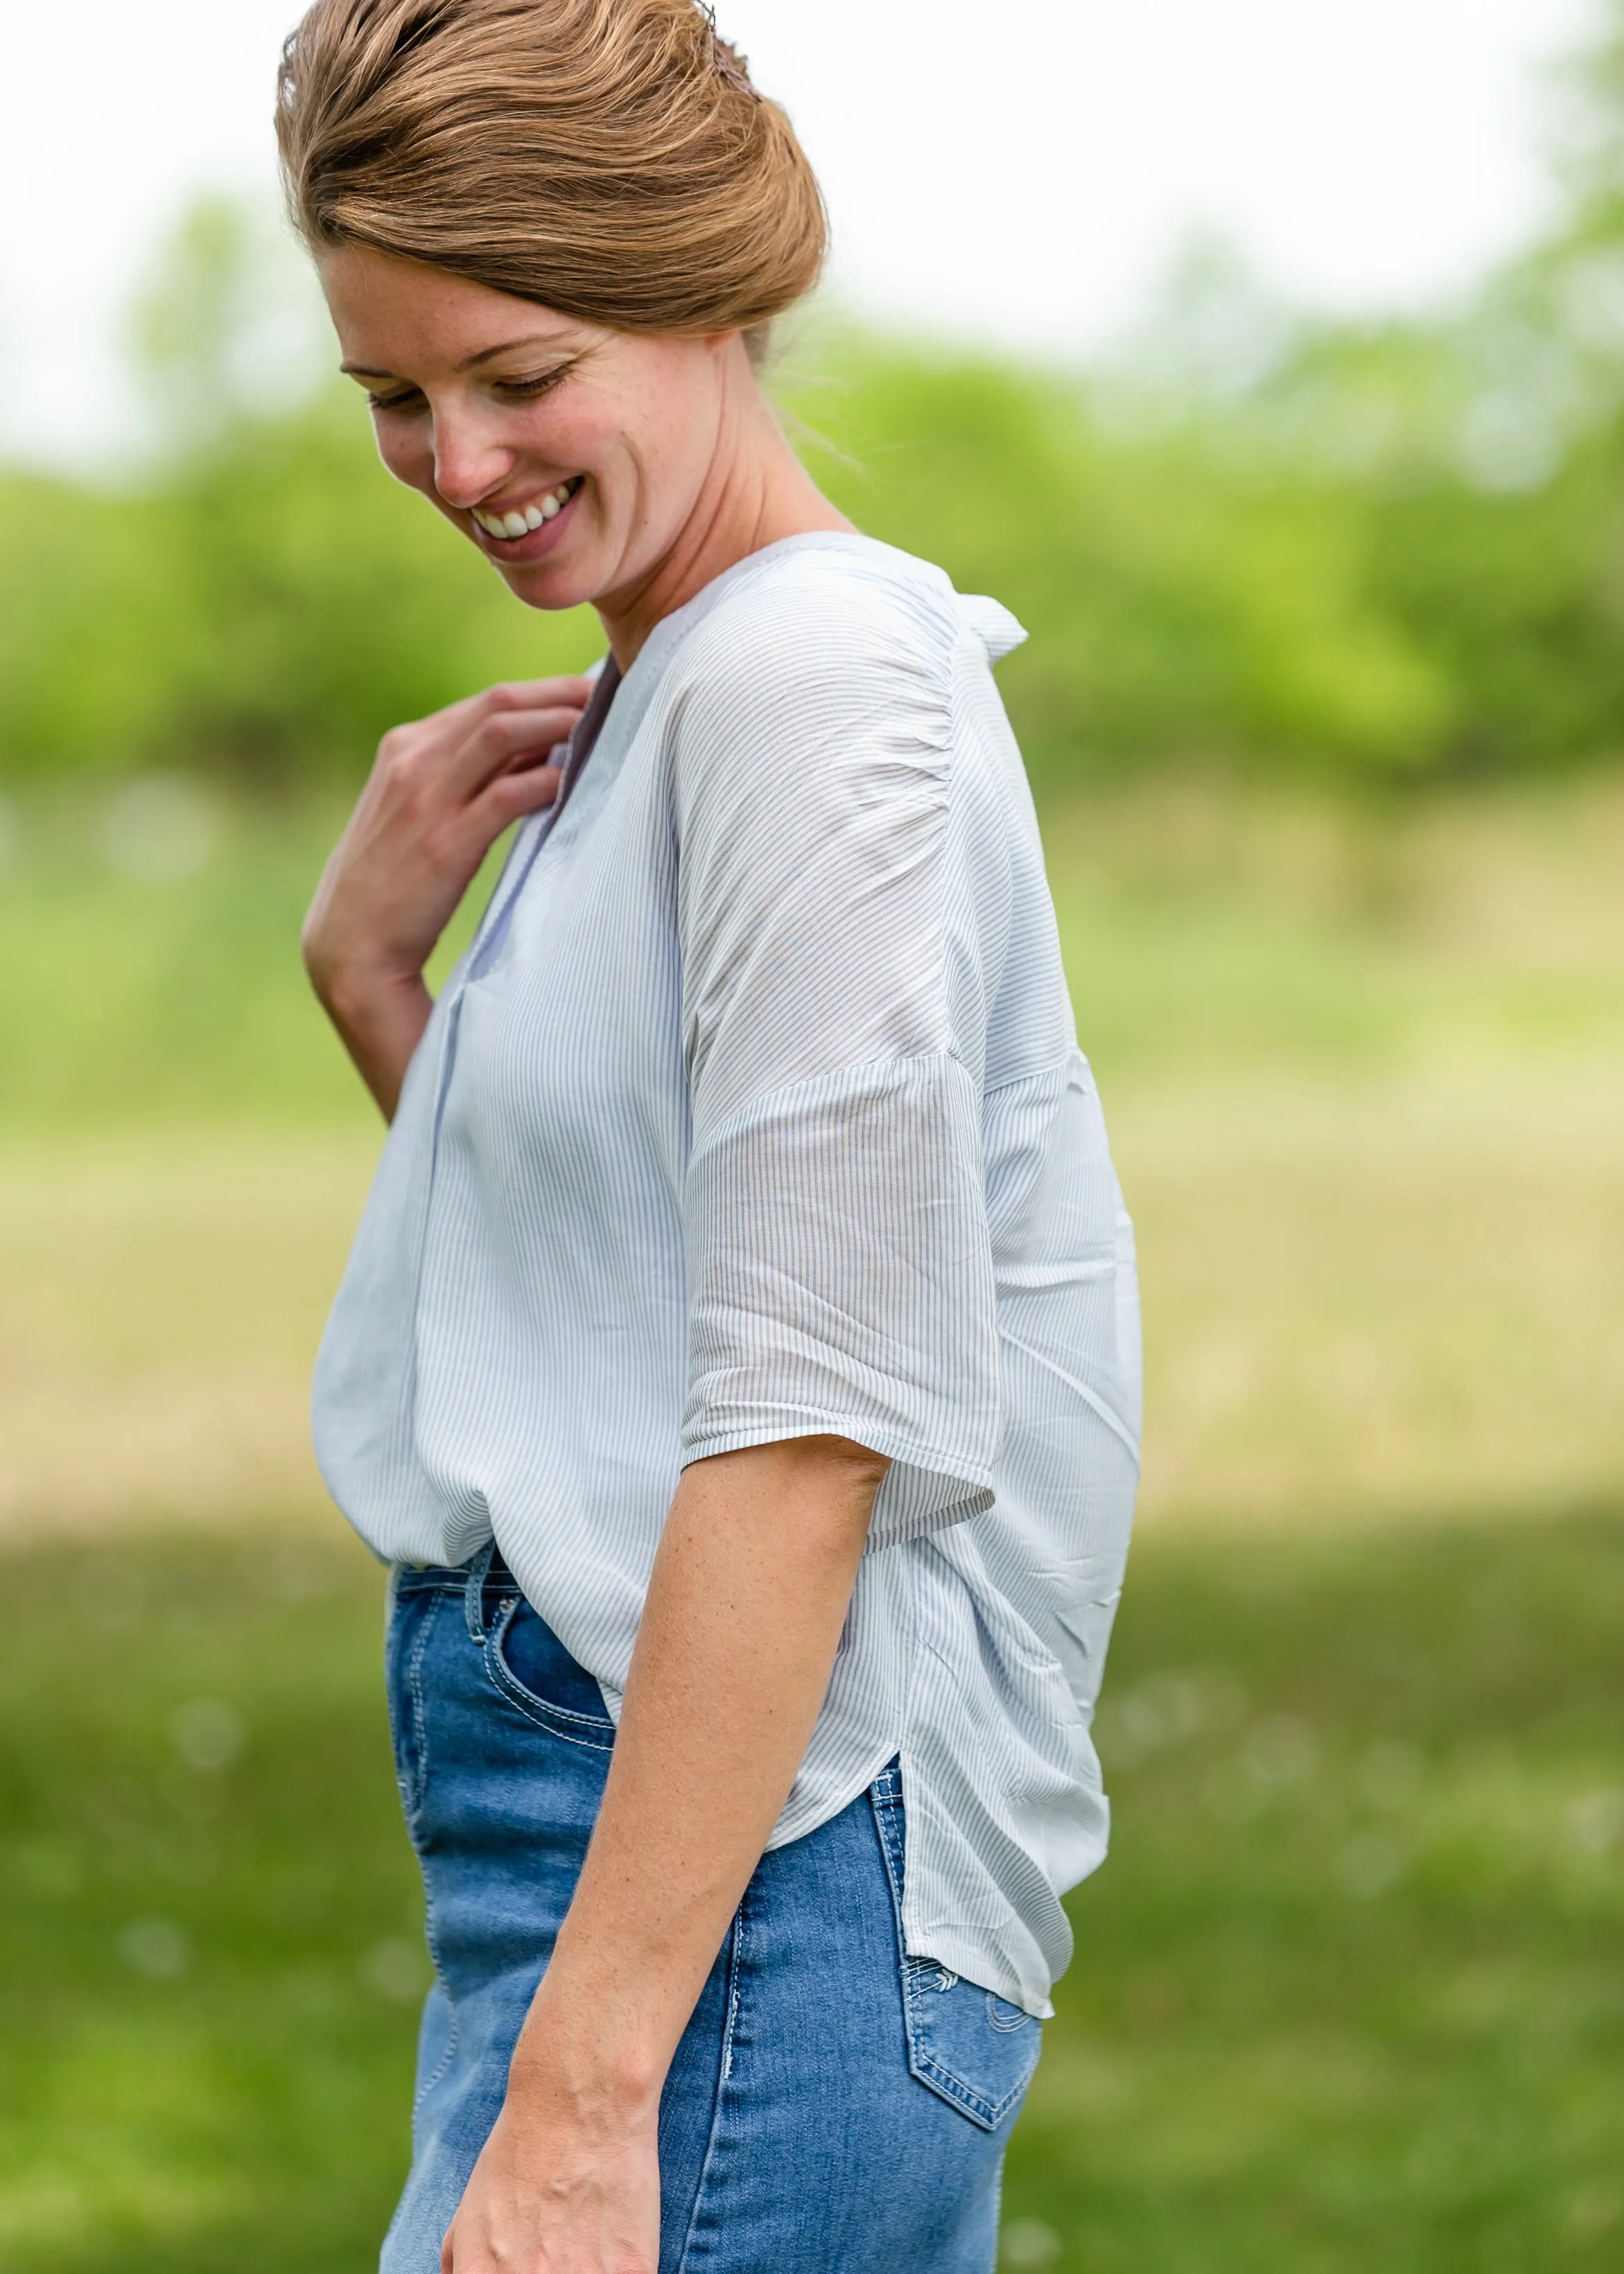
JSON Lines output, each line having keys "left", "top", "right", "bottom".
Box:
{"left": 656, "top": 541, "right": 979, "bottom": 840}
{"left": 648, "top": 540, "right": 1028, "bottom": 817}
{"left": 665, "top": 534, "right": 1021, "bottom": 702}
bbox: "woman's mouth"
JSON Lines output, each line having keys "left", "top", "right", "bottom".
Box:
{"left": 470, "top": 476, "right": 586, "bottom": 556}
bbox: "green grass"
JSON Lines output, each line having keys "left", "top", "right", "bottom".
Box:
{"left": 0, "top": 1531, "right": 419, "bottom": 2272}
{"left": 0, "top": 789, "right": 492, "bottom": 1129}
{"left": 4, "top": 776, "right": 1621, "bottom": 1534}
{"left": 1009, "top": 1509, "right": 1624, "bottom": 2272}
{"left": 3, "top": 773, "right": 1623, "bottom": 1127}
{"left": 2, "top": 1516, "right": 1620, "bottom": 2272}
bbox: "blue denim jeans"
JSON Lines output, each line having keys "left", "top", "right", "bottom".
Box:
{"left": 380, "top": 1547, "right": 1042, "bottom": 2272}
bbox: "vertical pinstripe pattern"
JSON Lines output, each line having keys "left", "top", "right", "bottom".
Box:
{"left": 313, "top": 534, "right": 1141, "bottom": 2017}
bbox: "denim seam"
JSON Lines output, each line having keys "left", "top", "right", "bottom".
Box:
{"left": 411, "top": 1981, "right": 459, "bottom": 2120}
{"left": 869, "top": 1766, "right": 907, "bottom": 1923}
{"left": 988, "top": 2152, "right": 1009, "bottom": 2258}
{"left": 673, "top": 1897, "right": 747, "bottom": 2271}
{"left": 482, "top": 1596, "right": 616, "bottom": 1751}
{"left": 403, "top": 1595, "right": 460, "bottom": 2115}
{"left": 463, "top": 1540, "right": 498, "bottom": 1642}
{"left": 401, "top": 1592, "right": 439, "bottom": 1826}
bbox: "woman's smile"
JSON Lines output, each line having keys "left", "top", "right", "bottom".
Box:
{"left": 468, "top": 474, "right": 586, "bottom": 555}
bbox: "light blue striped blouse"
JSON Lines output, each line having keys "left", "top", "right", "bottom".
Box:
{"left": 312, "top": 532, "right": 1141, "bottom": 2017}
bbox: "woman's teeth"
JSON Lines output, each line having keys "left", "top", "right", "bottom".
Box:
{"left": 472, "top": 478, "right": 582, "bottom": 541}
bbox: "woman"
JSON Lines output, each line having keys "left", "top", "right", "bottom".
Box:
{"left": 278, "top": 3, "right": 1141, "bottom": 2268}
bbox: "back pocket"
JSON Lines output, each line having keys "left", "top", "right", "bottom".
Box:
{"left": 869, "top": 1762, "right": 1042, "bottom": 2132}
{"left": 900, "top": 1960, "right": 1042, "bottom": 2131}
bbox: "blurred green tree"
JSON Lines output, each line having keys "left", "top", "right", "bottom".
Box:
{"left": 0, "top": 200, "right": 597, "bottom": 788}
{"left": 7, "top": 0, "right": 1624, "bottom": 794}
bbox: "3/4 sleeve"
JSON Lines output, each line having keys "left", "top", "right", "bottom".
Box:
{"left": 672, "top": 567, "right": 1005, "bottom": 1547}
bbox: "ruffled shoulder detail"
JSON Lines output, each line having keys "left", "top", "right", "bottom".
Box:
{"left": 958, "top": 593, "right": 1029, "bottom": 664}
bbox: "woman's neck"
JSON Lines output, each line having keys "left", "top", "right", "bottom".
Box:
{"left": 594, "top": 356, "right": 854, "bottom": 668}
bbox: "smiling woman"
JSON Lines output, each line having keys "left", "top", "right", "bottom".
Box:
{"left": 311, "top": 243, "right": 848, "bottom": 662}
{"left": 271, "top": 5, "right": 1140, "bottom": 2273}
{"left": 279, "top": 0, "right": 832, "bottom": 643}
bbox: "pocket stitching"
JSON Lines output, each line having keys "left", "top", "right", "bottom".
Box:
{"left": 902, "top": 1962, "right": 1041, "bottom": 2131}
{"left": 483, "top": 1595, "right": 616, "bottom": 1752}
{"left": 987, "top": 1992, "right": 1031, "bottom": 2033}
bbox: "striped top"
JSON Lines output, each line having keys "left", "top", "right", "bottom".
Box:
{"left": 312, "top": 532, "right": 1141, "bottom": 2017}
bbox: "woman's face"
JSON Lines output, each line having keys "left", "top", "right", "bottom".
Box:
{"left": 319, "top": 243, "right": 737, "bottom": 615}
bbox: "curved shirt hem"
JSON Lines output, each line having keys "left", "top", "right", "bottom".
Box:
{"left": 762, "top": 1730, "right": 1057, "bottom": 2020}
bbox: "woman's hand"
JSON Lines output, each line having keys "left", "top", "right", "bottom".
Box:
{"left": 441, "top": 2061, "right": 661, "bottom": 2274}
{"left": 304, "top": 675, "right": 593, "bottom": 1118}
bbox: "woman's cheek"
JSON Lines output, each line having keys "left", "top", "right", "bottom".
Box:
{"left": 373, "top": 418, "right": 433, "bottom": 496}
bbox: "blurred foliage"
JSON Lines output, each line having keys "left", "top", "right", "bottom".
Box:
{"left": 789, "top": 330, "right": 1458, "bottom": 786}
{"left": 8, "top": 17, "right": 1624, "bottom": 792}
{"left": 0, "top": 202, "right": 600, "bottom": 791}
{"left": 1, "top": 1515, "right": 1620, "bottom": 2271}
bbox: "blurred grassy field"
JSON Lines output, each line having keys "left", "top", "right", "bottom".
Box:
{"left": 1, "top": 773, "right": 1621, "bottom": 2270}
{"left": 1, "top": 774, "right": 1621, "bottom": 1535}
{"left": 1, "top": 1515, "right": 1618, "bottom": 2273}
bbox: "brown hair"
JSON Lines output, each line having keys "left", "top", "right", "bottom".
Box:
{"left": 276, "top": 0, "right": 828, "bottom": 347}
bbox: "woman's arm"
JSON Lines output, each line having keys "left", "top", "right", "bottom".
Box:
{"left": 304, "top": 675, "right": 592, "bottom": 1119}
{"left": 442, "top": 1432, "right": 890, "bottom": 2274}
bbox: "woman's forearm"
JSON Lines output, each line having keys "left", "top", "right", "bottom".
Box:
{"left": 306, "top": 955, "right": 433, "bottom": 1122}
{"left": 509, "top": 1435, "right": 889, "bottom": 2116}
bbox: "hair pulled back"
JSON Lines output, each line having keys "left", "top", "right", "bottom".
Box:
{"left": 276, "top": 0, "right": 827, "bottom": 342}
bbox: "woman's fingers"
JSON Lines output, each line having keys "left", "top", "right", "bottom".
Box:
{"left": 447, "top": 678, "right": 595, "bottom": 761}
{"left": 473, "top": 761, "right": 565, "bottom": 833}
{"left": 444, "top": 761, "right": 564, "bottom": 876}
{"left": 446, "top": 696, "right": 591, "bottom": 794}
{"left": 371, "top": 680, "right": 588, "bottom": 808}
{"left": 500, "top": 674, "right": 597, "bottom": 709}
{"left": 426, "top": 675, "right": 596, "bottom": 747}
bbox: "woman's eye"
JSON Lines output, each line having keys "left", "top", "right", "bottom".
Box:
{"left": 367, "top": 391, "right": 421, "bottom": 414}
{"left": 498, "top": 369, "right": 569, "bottom": 401}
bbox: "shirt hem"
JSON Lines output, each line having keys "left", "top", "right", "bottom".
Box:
{"left": 679, "top": 1418, "right": 995, "bottom": 1534}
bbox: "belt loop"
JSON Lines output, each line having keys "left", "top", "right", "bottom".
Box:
{"left": 464, "top": 1540, "right": 498, "bottom": 1642}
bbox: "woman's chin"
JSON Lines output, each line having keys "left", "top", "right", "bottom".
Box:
{"left": 482, "top": 542, "right": 597, "bottom": 611}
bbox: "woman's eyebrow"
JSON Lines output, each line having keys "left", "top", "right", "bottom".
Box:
{"left": 338, "top": 337, "right": 566, "bottom": 381}
{"left": 456, "top": 336, "right": 568, "bottom": 372}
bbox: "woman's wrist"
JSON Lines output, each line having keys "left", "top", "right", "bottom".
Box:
{"left": 306, "top": 939, "right": 426, "bottom": 1025}
{"left": 303, "top": 941, "right": 434, "bottom": 1120}
{"left": 507, "top": 1986, "right": 668, "bottom": 2130}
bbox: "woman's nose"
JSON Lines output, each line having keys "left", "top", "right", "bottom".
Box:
{"left": 431, "top": 413, "right": 512, "bottom": 511}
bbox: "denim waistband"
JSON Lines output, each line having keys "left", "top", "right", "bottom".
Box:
{"left": 393, "top": 1542, "right": 513, "bottom": 1644}
{"left": 393, "top": 1557, "right": 482, "bottom": 1595}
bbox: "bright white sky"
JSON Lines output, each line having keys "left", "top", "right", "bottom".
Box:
{"left": 0, "top": 0, "right": 1594, "bottom": 464}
